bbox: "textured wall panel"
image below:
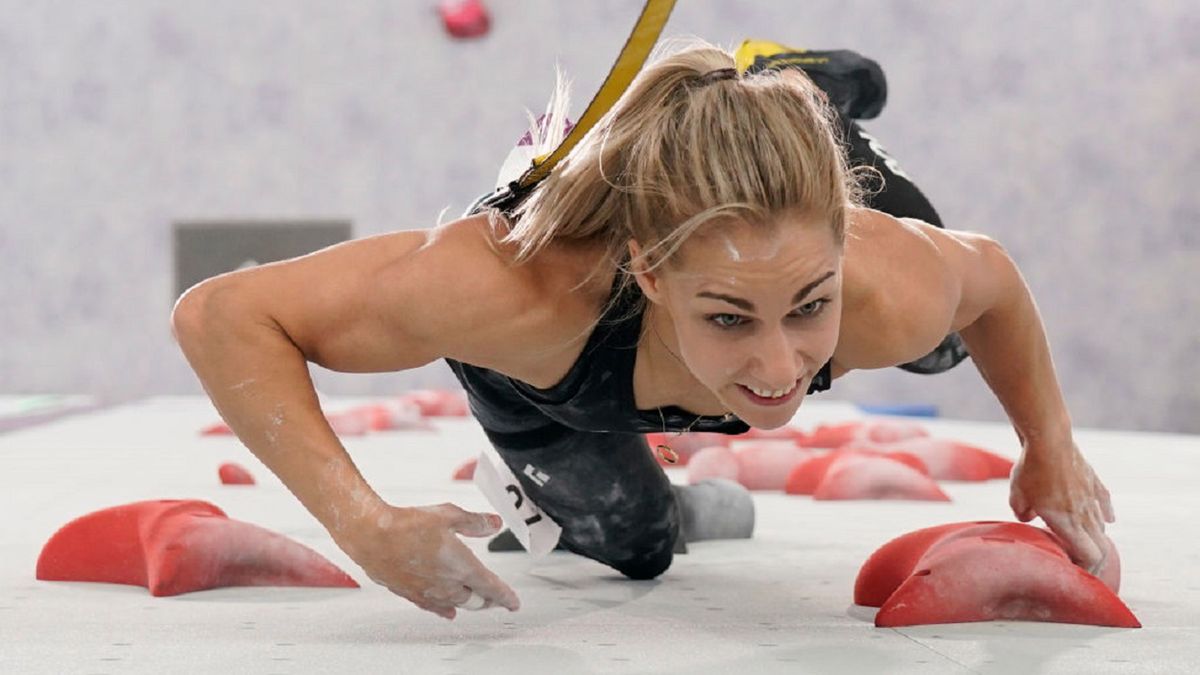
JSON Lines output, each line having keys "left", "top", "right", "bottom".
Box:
{"left": 2, "top": 1, "right": 1196, "bottom": 432}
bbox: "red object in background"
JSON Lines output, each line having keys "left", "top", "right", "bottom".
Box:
{"left": 397, "top": 390, "right": 470, "bottom": 417}
{"left": 733, "top": 426, "right": 808, "bottom": 444}
{"left": 324, "top": 410, "right": 371, "bottom": 436}
{"left": 812, "top": 453, "right": 948, "bottom": 502}
{"left": 201, "top": 422, "right": 233, "bottom": 436}
{"left": 218, "top": 462, "right": 255, "bottom": 486}
{"left": 347, "top": 400, "right": 431, "bottom": 432}
{"left": 732, "top": 442, "right": 811, "bottom": 491}
{"left": 854, "top": 521, "right": 1136, "bottom": 628}
{"left": 843, "top": 438, "right": 1013, "bottom": 482}
{"left": 785, "top": 448, "right": 934, "bottom": 496}
{"left": 36, "top": 500, "right": 359, "bottom": 597}
{"left": 439, "top": 0, "right": 491, "bottom": 39}
{"left": 686, "top": 446, "right": 740, "bottom": 484}
{"left": 451, "top": 457, "right": 477, "bottom": 481}
{"left": 803, "top": 420, "right": 930, "bottom": 449}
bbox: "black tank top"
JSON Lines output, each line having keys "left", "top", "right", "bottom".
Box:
{"left": 445, "top": 274, "right": 833, "bottom": 443}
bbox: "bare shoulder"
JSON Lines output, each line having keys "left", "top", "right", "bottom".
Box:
{"left": 189, "top": 212, "right": 607, "bottom": 379}
{"left": 835, "top": 207, "right": 1000, "bottom": 371}
{"left": 388, "top": 215, "right": 610, "bottom": 379}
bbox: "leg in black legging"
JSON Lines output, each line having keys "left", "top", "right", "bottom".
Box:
{"left": 842, "top": 118, "right": 944, "bottom": 228}
{"left": 486, "top": 426, "right": 679, "bottom": 580}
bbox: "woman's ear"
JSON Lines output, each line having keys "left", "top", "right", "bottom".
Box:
{"left": 627, "top": 239, "right": 667, "bottom": 303}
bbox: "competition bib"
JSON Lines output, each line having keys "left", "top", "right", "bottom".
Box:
{"left": 473, "top": 449, "right": 562, "bottom": 557}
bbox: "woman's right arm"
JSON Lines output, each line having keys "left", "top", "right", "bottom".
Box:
{"left": 170, "top": 217, "right": 533, "bottom": 618}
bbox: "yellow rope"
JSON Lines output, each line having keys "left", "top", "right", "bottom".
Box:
{"left": 518, "top": 0, "right": 677, "bottom": 187}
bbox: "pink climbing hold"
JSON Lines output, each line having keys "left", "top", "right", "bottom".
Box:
{"left": 812, "top": 453, "right": 949, "bottom": 502}
{"left": 396, "top": 389, "right": 470, "bottom": 417}
{"left": 36, "top": 500, "right": 359, "bottom": 597}
{"left": 686, "top": 446, "right": 740, "bottom": 484}
{"left": 854, "top": 521, "right": 1138, "bottom": 628}
{"left": 845, "top": 437, "right": 1013, "bottom": 481}
{"left": 200, "top": 421, "right": 233, "bottom": 436}
{"left": 733, "top": 426, "right": 808, "bottom": 444}
{"left": 439, "top": 0, "right": 491, "bottom": 39}
{"left": 786, "top": 448, "right": 931, "bottom": 496}
{"left": 218, "top": 462, "right": 255, "bottom": 486}
{"left": 324, "top": 410, "right": 371, "bottom": 436}
{"left": 803, "top": 419, "right": 929, "bottom": 449}
{"left": 344, "top": 400, "right": 431, "bottom": 432}
{"left": 452, "top": 457, "right": 477, "bottom": 481}
{"left": 732, "top": 441, "right": 811, "bottom": 491}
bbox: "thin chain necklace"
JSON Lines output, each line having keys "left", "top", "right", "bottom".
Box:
{"left": 648, "top": 316, "right": 735, "bottom": 464}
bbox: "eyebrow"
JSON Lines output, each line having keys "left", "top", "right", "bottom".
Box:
{"left": 696, "top": 270, "right": 836, "bottom": 313}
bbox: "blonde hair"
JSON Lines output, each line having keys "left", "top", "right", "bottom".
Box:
{"left": 490, "top": 38, "right": 865, "bottom": 312}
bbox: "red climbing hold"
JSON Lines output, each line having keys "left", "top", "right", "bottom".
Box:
{"left": 201, "top": 422, "right": 233, "bottom": 436}
{"left": 845, "top": 437, "right": 1013, "bottom": 481}
{"left": 854, "top": 521, "right": 1137, "bottom": 628}
{"left": 785, "top": 448, "right": 931, "bottom": 496}
{"left": 812, "top": 453, "right": 949, "bottom": 502}
{"left": 803, "top": 420, "right": 929, "bottom": 449}
{"left": 342, "top": 401, "right": 431, "bottom": 432}
{"left": 218, "top": 462, "right": 255, "bottom": 486}
{"left": 732, "top": 442, "right": 811, "bottom": 491}
{"left": 452, "top": 457, "right": 477, "bottom": 481}
{"left": 733, "top": 426, "right": 808, "bottom": 443}
{"left": 439, "top": 0, "right": 491, "bottom": 39}
{"left": 396, "top": 390, "right": 470, "bottom": 417}
{"left": 687, "top": 445, "right": 740, "bottom": 484}
{"left": 36, "top": 500, "right": 359, "bottom": 597}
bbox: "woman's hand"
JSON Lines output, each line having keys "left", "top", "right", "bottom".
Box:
{"left": 335, "top": 501, "right": 521, "bottom": 619}
{"left": 1009, "top": 438, "right": 1116, "bottom": 573}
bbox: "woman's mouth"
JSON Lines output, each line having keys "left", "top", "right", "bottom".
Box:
{"left": 738, "top": 380, "right": 801, "bottom": 407}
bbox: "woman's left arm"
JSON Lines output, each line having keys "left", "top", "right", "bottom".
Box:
{"left": 939, "top": 224, "right": 1116, "bottom": 572}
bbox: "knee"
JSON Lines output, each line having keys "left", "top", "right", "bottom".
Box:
{"left": 559, "top": 517, "right": 678, "bottom": 580}
{"left": 612, "top": 546, "right": 674, "bottom": 580}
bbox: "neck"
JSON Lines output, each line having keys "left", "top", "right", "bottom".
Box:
{"left": 640, "top": 304, "right": 730, "bottom": 416}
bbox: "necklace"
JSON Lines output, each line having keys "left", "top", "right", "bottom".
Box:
{"left": 647, "top": 317, "right": 735, "bottom": 464}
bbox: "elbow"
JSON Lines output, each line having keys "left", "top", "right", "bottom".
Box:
{"left": 171, "top": 279, "right": 233, "bottom": 345}
{"left": 976, "top": 234, "right": 1015, "bottom": 271}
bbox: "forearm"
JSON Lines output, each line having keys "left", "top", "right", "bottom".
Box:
{"left": 956, "top": 247, "right": 1073, "bottom": 454}
{"left": 172, "top": 286, "right": 386, "bottom": 543}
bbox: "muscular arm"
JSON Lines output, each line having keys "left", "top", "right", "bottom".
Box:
{"left": 946, "top": 232, "right": 1073, "bottom": 449}
{"left": 840, "top": 208, "right": 1070, "bottom": 447}
{"left": 842, "top": 208, "right": 1113, "bottom": 570}
{"left": 172, "top": 215, "right": 536, "bottom": 616}
{"left": 171, "top": 216, "right": 544, "bottom": 541}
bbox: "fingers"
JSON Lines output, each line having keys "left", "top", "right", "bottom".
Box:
{"left": 456, "top": 591, "right": 492, "bottom": 611}
{"left": 1040, "top": 509, "right": 1104, "bottom": 571}
{"left": 1081, "top": 513, "right": 1111, "bottom": 576}
{"left": 461, "top": 557, "right": 521, "bottom": 612}
{"left": 438, "top": 503, "right": 504, "bottom": 538}
{"left": 1009, "top": 487, "right": 1035, "bottom": 522}
{"left": 427, "top": 535, "right": 521, "bottom": 612}
{"left": 392, "top": 588, "right": 457, "bottom": 620}
{"left": 1095, "top": 478, "right": 1116, "bottom": 524}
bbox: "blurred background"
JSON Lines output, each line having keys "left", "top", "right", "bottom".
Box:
{"left": 2, "top": 0, "right": 1197, "bottom": 433}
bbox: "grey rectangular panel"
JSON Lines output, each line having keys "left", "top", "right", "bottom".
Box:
{"left": 173, "top": 219, "right": 352, "bottom": 300}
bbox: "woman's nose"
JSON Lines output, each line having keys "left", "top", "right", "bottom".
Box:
{"left": 752, "top": 329, "right": 802, "bottom": 388}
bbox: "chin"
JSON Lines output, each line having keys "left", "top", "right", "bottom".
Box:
{"left": 745, "top": 414, "right": 794, "bottom": 431}
{"left": 723, "top": 381, "right": 805, "bottom": 429}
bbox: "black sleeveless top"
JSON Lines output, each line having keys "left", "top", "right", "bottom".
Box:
{"left": 445, "top": 274, "right": 833, "bottom": 444}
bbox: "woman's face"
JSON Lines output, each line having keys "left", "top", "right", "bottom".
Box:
{"left": 638, "top": 216, "right": 843, "bottom": 429}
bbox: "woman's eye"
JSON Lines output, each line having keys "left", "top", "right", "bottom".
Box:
{"left": 793, "top": 299, "right": 828, "bottom": 317}
{"left": 709, "top": 313, "right": 746, "bottom": 328}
